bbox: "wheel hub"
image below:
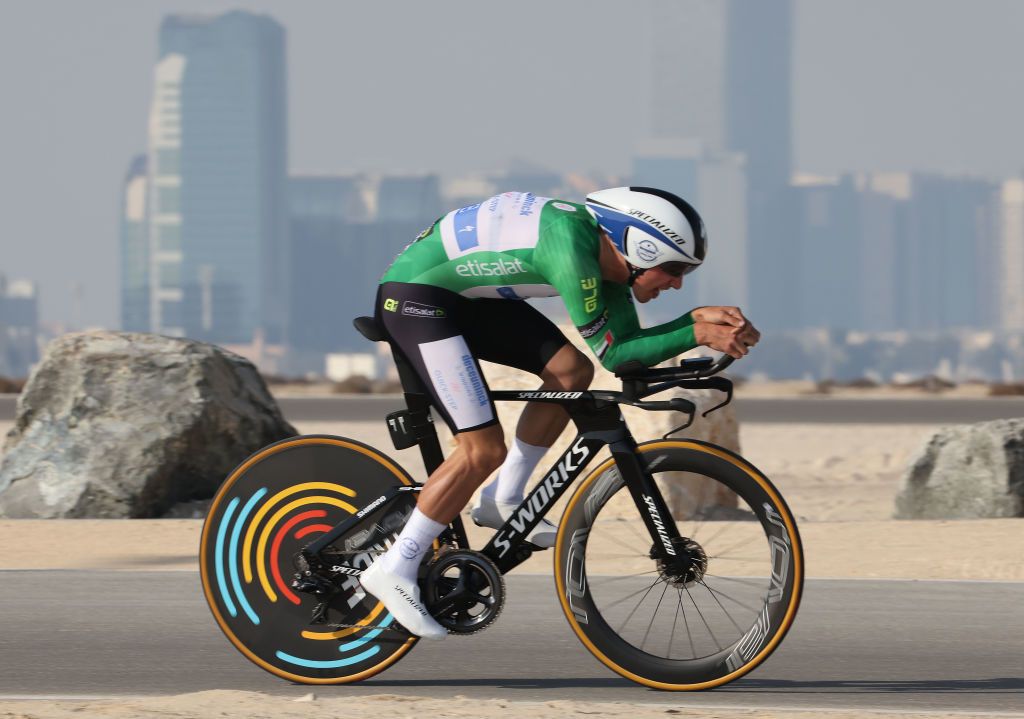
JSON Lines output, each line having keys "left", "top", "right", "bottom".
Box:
{"left": 652, "top": 536, "right": 708, "bottom": 587}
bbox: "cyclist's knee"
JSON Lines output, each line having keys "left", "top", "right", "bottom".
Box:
{"left": 543, "top": 345, "right": 594, "bottom": 390}
{"left": 573, "top": 353, "right": 596, "bottom": 388}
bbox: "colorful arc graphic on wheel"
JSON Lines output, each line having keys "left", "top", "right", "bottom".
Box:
{"left": 201, "top": 435, "right": 422, "bottom": 683}
{"left": 208, "top": 478, "right": 394, "bottom": 663}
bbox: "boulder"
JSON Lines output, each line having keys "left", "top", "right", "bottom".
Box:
{"left": 0, "top": 331, "right": 297, "bottom": 518}
{"left": 895, "top": 419, "right": 1024, "bottom": 519}
{"left": 480, "top": 331, "right": 741, "bottom": 520}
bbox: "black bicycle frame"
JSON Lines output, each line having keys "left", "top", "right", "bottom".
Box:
{"left": 305, "top": 387, "right": 685, "bottom": 576}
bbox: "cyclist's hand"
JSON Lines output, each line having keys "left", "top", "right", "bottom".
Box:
{"left": 691, "top": 305, "right": 748, "bottom": 329}
{"left": 694, "top": 320, "right": 760, "bottom": 359}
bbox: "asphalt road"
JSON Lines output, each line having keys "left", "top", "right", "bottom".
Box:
{"left": 4, "top": 393, "right": 1024, "bottom": 424}
{"left": 1, "top": 571, "right": 1021, "bottom": 712}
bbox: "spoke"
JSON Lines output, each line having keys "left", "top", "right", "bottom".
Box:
{"left": 699, "top": 579, "right": 763, "bottom": 616}
{"left": 621, "top": 518, "right": 656, "bottom": 555}
{"left": 592, "top": 521, "right": 650, "bottom": 558}
{"left": 641, "top": 580, "right": 671, "bottom": 651}
{"left": 590, "top": 552, "right": 655, "bottom": 559}
{"left": 703, "top": 574, "right": 768, "bottom": 588}
{"left": 668, "top": 588, "right": 680, "bottom": 660}
{"left": 711, "top": 533, "right": 763, "bottom": 560}
{"left": 614, "top": 577, "right": 665, "bottom": 634}
{"left": 688, "top": 474, "right": 712, "bottom": 540}
{"left": 683, "top": 582, "right": 722, "bottom": 652}
{"left": 690, "top": 519, "right": 739, "bottom": 550}
{"left": 707, "top": 554, "right": 762, "bottom": 562}
{"left": 589, "top": 569, "right": 660, "bottom": 587}
{"left": 677, "top": 588, "right": 697, "bottom": 659}
{"left": 596, "top": 576, "right": 664, "bottom": 614}
{"left": 698, "top": 580, "right": 745, "bottom": 633}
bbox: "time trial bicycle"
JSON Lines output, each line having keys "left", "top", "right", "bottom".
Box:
{"left": 199, "top": 315, "right": 803, "bottom": 690}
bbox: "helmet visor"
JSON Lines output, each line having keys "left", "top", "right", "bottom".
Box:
{"left": 659, "top": 261, "right": 699, "bottom": 278}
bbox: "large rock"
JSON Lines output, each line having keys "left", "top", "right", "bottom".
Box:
{"left": 895, "top": 419, "right": 1024, "bottom": 519}
{"left": 480, "top": 330, "right": 741, "bottom": 520}
{"left": 0, "top": 331, "right": 296, "bottom": 518}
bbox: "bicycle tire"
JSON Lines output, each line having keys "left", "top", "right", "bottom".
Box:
{"left": 554, "top": 439, "right": 803, "bottom": 690}
{"left": 199, "top": 434, "right": 420, "bottom": 684}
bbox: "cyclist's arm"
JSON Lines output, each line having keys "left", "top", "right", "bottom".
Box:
{"left": 534, "top": 217, "right": 700, "bottom": 368}
{"left": 596, "top": 284, "right": 700, "bottom": 369}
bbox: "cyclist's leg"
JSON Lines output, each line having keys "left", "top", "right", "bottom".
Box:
{"left": 416, "top": 424, "right": 506, "bottom": 521}
{"left": 515, "top": 342, "right": 595, "bottom": 445}
{"left": 477, "top": 343, "right": 593, "bottom": 506}
{"left": 464, "top": 299, "right": 594, "bottom": 544}
{"left": 367, "top": 283, "right": 508, "bottom": 637}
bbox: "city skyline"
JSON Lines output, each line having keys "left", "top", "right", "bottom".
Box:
{"left": 3, "top": 0, "right": 1024, "bottom": 330}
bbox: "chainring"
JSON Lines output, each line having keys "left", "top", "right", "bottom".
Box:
{"left": 423, "top": 549, "right": 505, "bottom": 635}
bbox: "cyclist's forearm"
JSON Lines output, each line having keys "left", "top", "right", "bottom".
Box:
{"left": 643, "top": 311, "right": 697, "bottom": 336}
{"left": 598, "top": 323, "right": 698, "bottom": 370}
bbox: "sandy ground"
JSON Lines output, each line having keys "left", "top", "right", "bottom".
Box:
{"left": 2, "top": 415, "right": 1022, "bottom": 717}
{"left": 0, "top": 690, "right": 1016, "bottom": 719}
{"left": 3, "top": 419, "right": 1020, "bottom": 580}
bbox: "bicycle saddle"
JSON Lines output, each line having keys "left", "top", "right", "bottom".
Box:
{"left": 354, "top": 316, "right": 386, "bottom": 343}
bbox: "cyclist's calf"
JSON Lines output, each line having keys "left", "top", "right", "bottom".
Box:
{"left": 455, "top": 427, "right": 508, "bottom": 479}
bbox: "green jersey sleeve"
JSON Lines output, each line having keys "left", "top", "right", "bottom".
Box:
{"left": 598, "top": 285, "right": 699, "bottom": 370}
{"left": 533, "top": 213, "right": 700, "bottom": 370}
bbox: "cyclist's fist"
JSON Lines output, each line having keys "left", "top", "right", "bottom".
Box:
{"left": 691, "top": 305, "right": 748, "bottom": 328}
{"left": 694, "top": 320, "right": 759, "bottom": 358}
{"left": 691, "top": 307, "right": 760, "bottom": 358}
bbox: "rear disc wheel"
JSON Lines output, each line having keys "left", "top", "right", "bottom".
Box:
{"left": 199, "top": 435, "right": 420, "bottom": 684}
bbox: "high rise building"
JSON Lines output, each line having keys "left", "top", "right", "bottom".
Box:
{"left": 999, "top": 179, "right": 1024, "bottom": 331}
{"left": 119, "top": 155, "right": 149, "bottom": 332}
{"left": 858, "top": 176, "right": 908, "bottom": 332}
{"left": 649, "top": 0, "right": 727, "bottom": 148}
{"left": 287, "top": 176, "right": 372, "bottom": 365}
{"left": 787, "top": 172, "right": 1000, "bottom": 333}
{"left": 289, "top": 175, "right": 371, "bottom": 223}
{"left": 147, "top": 11, "right": 288, "bottom": 344}
{"left": 899, "top": 174, "right": 998, "bottom": 331}
{"left": 0, "top": 277, "right": 39, "bottom": 377}
{"left": 376, "top": 175, "right": 442, "bottom": 223}
{"left": 724, "top": 0, "right": 794, "bottom": 330}
{"left": 287, "top": 175, "right": 441, "bottom": 374}
{"left": 791, "top": 176, "right": 862, "bottom": 329}
{"left": 645, "top": 0, "right": 792, "bottom": 328}
{"left": 724, "top": 0, "right": 792, "bottom": 195}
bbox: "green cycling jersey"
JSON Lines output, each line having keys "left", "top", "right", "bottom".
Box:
{"left": 382, "top": 191, "right": 698, "bottom": 370}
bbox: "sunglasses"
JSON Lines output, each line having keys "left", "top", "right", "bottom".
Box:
{"left": 658, "top": 262, "right": 699, "bottom": 278}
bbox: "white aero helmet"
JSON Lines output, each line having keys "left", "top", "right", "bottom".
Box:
{"left": 585, "top": 187, "right": 707, "bottom": 278}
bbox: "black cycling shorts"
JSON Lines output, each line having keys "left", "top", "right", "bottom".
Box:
{"left": 376, "top": 282, "right": 570, "bottom": 433}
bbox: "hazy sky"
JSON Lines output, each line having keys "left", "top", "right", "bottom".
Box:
{"left": 2, "top": 0, "right": 1022, "bottom": 328}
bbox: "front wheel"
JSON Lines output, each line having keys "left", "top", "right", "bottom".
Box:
{"left": 554, "top": 439, "right": 803, "bottom": 690}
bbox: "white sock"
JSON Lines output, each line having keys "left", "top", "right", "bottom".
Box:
{"left": 381, "top": 507, "right": 446, "bottom": 582}
{"left": 481, "top": 437, "right": 550, "bottom": 505}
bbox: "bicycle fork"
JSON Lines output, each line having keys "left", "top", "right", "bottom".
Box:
{"left": 608, "top": 438, "right": 688, "bottom": 564}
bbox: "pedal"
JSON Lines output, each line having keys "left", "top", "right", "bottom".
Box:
{"left": 385, "top": 410, "right": 418, "bottom": 450}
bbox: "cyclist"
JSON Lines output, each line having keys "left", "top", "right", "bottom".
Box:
{"left": 360, "top": 187, "right": 760, "bottom": 639}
